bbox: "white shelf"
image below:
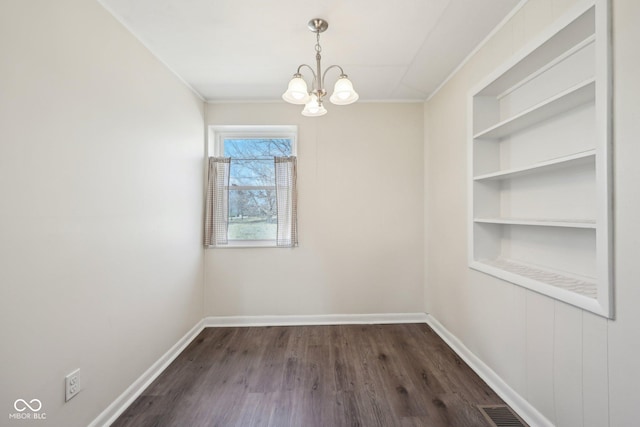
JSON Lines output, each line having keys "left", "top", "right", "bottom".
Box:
{"left": 474, "top": 218, "right": 596, "bottom": 229}
{"left": 474, "top": 79, "right": 595, "bottom": 139}
{"left": 473, "top": 149, "right": 595, "bottom": 181}
{"left": 477, "top": 257, "right": 597, "bottom": 298}
{"left": 495, "top": 35, "right": 596, "bottom": 100}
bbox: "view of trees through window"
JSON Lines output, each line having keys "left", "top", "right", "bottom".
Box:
{"left": 224, "top": 138, "right": 292, "bottom": 241}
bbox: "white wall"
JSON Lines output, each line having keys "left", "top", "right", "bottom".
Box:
{"left": 0, "top": 1, "right": 204, "bottom": 426}
{"left": 204, "top": 102, "right": 424, "bottom": 317}
{"left": 425, "top": 0, "right": 640, "bottom": 426}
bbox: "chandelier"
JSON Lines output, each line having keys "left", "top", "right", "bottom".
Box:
{"left": 282, "top": 18, "right": 359, "bottom": 117}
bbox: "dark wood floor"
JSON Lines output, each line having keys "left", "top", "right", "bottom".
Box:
{"left": 112, "top": 323, "right": 509, "bottom": 427}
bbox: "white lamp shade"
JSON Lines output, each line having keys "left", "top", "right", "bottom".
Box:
{"left": 301, "top": 94, "right": 327, "bottom": 117}
{"left": 329, "top": 76, "right": 359, "bottom": 105}
{"left": 282, "top": 76, "right": 310, "bottom": 104}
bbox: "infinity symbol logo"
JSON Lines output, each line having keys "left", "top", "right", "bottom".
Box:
{"left": 14, "top": 399, "right": 42, "bottom": 412}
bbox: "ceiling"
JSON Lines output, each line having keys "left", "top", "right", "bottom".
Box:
{"left": 98, "top": 0, "right": 521, "bottom": 102}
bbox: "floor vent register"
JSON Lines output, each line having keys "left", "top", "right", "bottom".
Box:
{"left": 477, "top": 405, "right": 528, "bottom": 427}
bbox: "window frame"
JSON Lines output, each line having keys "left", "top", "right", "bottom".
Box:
{"left": 207, "top": 125, "right": 298, "bottom": 248}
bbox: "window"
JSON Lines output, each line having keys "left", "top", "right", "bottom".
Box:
{"left": 205, "top": 126, "right": 298, "bottom": 248}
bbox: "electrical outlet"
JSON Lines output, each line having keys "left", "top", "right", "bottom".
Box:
{"left": 65, "top": 369, "right": 81, "bottom": 402}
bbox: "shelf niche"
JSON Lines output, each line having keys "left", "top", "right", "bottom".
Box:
{"left": 467, "top": 0, "right": 612, "bottom": 318}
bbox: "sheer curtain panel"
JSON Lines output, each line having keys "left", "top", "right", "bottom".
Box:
{"left": 275, "top": 156, "right": 298, "bottom": 247}
{"left": 204, "top": 157, "right": 230, "bottom": 246}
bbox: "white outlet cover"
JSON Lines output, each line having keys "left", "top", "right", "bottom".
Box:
{"left": 65, "top": 369, "right": 81, "bottom": 402}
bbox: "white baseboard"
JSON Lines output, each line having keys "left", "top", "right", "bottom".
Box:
{"left": 425, "top": 314, "right": 554, "bottom": 427}
{"left": 88, "top": 319, "right": 205, "bottom": 427}
{"left": 204, "top": 312, "right": 429, "bottom": 327}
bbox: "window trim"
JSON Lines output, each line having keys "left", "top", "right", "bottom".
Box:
{"left": 208, "top": 125, "right": 297, "bottom": 158}
{"left": 206, "top": 125, "right": 298, "bottom": 248}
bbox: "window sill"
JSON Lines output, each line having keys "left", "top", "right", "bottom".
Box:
{"left": 207, "top": 240, "right": 278, "bottom": 249}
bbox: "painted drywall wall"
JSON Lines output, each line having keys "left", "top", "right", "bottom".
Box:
{"left": 204, "top": 103, "right": 424, "bottom": 317}
{"left": 0, "top": 1, "right": 204, "bottom": 426}
{"left": 604, "top": 1, "right": 640, "bottom": 424}
{"left": 425, "top": 0, "right": 639, "bottom": 426}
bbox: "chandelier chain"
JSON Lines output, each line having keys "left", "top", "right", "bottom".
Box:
{"left": 315, "top": 31, "right": 322, "bottom": 53}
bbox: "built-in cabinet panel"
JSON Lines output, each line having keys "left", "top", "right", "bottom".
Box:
{"left": 468, "top": 0, "right": 612, "bottom": 317}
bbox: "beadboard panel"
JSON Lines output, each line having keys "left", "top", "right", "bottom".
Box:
{"left": 553, "top": 303, "right": 584, "bottom": 426}
{"left": 524, "top": 292, "right": 556, "bottom": 424}
{"left": 582, "top": 312, "right": 609, "bottom": 427}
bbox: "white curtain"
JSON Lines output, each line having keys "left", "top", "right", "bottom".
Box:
{"left": 204, "top": 157, "right": 230, "bottom": 246}
{"left": 275, "top": 156, "right": 298, "bottom": 247}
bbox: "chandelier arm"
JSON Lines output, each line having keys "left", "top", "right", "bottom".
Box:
{"left": 296, "top": 64, "right": 316, "bottom": 78}
{"left": 296, "top": 64, "right": 317, "bottom": 92}
{"left": 321, "top": 65, "right": 346, "bottom": 86}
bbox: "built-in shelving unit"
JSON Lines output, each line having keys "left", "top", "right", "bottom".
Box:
{"left": 468, "top": 0, "right": 612, "bottom": 317}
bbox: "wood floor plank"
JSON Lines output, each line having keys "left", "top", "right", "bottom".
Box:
{"left": 366, "top": 326, "right": 428, "bottom": 419}
{"left": 266, "top": 391, "right": 296, "bottom": 427}
{"left": 341, "top": 325, "right": 401, "bottom": 427}
{"left": 112, "top": 324, "right": 519, "bottom": 427}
